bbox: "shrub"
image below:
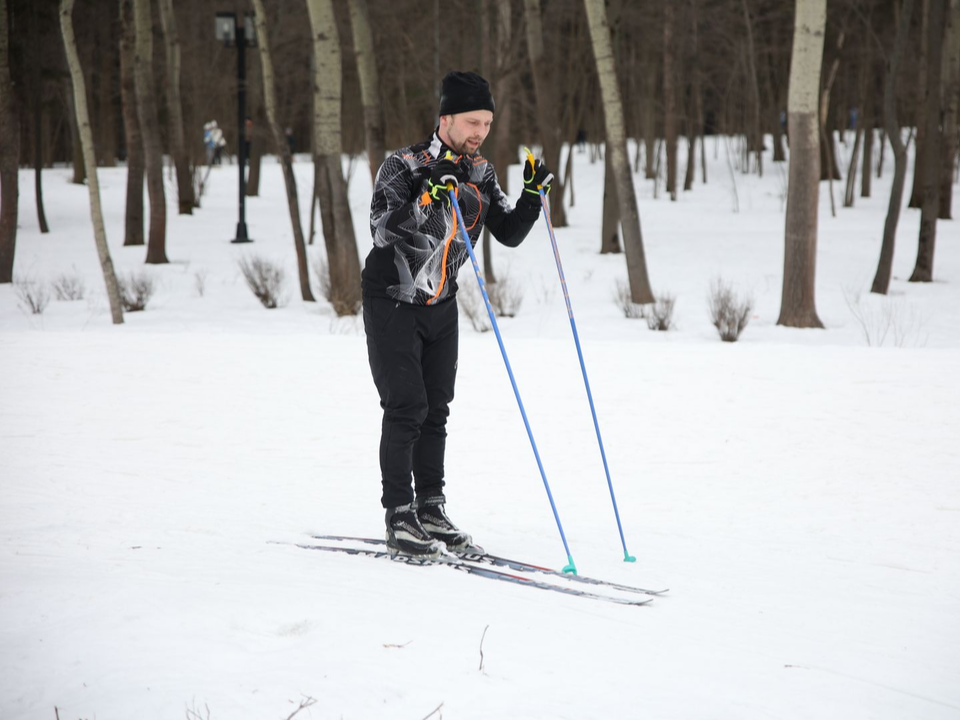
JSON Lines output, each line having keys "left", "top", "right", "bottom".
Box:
{"left": 311, "top": 255, "right": 360, "bottom": 315}
{"left": 457, "top": 281, "right": 491, "bottom": 332}
{"left": 614, "top": 279, "right": 646, "bottom": 319}
{"left": 118, "top": 271, "right": 156, "bottom": 312}
{"left": 486, "top": 270, "right": 524, "bottom": 318}
{"left": 14, "top": 276, "right": 50, "bottom": 314}
{"left": 708, "top": 278, "right": 753, "bottom": 342}
{"left": 646, "top": 294, "right": 675, "bottom": 331}
{"left": 52, "top": 272, "right": 86, "bottom": 301}
{"left": 194, "top": 269, "right": 209, "bottom": 298}
{"left": 239, "top": 255, "right": 287, "bottom": 309}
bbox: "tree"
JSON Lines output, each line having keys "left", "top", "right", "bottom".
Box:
{"left": 663, "top": 0, "right": 678, "bottom": 200}
{"left": 250, "top": 0, "right": 314, "bottom": 302}
{"left": 133, "top": 0, "right": 167, "bottom": 264}
{"left": 523, "top": 0, "right": 568, "bottom": 226}
{"left": 583, "top": 0, "right": 654, "bottom": 304}
{"left": 740, "top": 0, "right": 763, "bottom": 176}
{"left": 0, "top": 0, "right": 18, "bottom": 284}
{"left": 119, "top": 0, "right": 144, "bottom": 247}
{"left": 348, "top": 0, "right": 384, "bottom": 185}
{"left": 872, "top": 0, "right": 915, "bottom": 295}
{"left": 157, "top": 0, "right": 194, "bottom": 214}
{"left": 60, "top": 0, "right": 124, "bottom": 324}
{"left": 306, "top": 0, "right": 362, "bottom": 315}
{"left": 910, "top": 0, "right": 946, "bottom": 282}
{"left": 909, "top": 0, "right": 931, "bottom": 209}
{"left": 31, "top": 0, "right": 49, "bottom": 234}
{"left": 778, "top": 0, "right": 826, "bottom": 329}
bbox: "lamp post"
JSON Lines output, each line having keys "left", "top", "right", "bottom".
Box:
{"left": 215, "top": 11, "right": 256, "bottom": 244}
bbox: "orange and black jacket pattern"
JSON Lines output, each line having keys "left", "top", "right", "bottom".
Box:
{"left": 361, "top": 131, "right": 540, "bottom": 306}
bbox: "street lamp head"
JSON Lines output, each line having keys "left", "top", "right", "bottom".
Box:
{"left": 215, "top": 12, "right": 236, "bottom": 46}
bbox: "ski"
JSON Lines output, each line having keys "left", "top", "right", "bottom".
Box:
{"left": 308, "top": 535, "right": 668, "bottom": 596}
{"left": 292, "top": 542, "right": 653, "bottom": 607}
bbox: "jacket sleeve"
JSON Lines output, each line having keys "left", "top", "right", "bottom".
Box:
{"left": 369, "top": 154, "right": 437, "bottom": 248}
{"left": 482, "top": 165, "right": 541, "bottom": 248}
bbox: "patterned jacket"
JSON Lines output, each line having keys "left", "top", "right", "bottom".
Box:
{"left": 361, "top": 131, "right": 540, "bottom": 305}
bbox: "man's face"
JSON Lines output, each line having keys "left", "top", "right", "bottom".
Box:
{"left": 439, "top": 110, "right": 494, "bottom": 155}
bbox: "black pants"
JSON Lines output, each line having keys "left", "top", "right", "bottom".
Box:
{"left": 363, "top": 296, "right": 459, "bottom": 508}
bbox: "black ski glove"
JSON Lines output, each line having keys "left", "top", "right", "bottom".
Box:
{"left": 521, "top": 158, "right": 554, "bottom": 203}
{"left": 428, "top": 152, "right": 463, "bottom": 208}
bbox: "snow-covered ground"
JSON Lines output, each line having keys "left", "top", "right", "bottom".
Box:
{"left": 2, "top": 138, "right": 959, "bottom": 719}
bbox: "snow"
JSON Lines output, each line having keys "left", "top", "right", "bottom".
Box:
{"left": 2, "top": 138, "right": 959, "bottom": 719}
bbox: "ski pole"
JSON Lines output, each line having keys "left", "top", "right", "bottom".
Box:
{"left": 444, "top": 161, "right": 577, "bottom": 575}
{"left": 524, "top": 147, "right": 636, "bottom": 563}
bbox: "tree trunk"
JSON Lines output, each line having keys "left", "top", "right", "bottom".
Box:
{"left": 523, "top": 0, "right": 567, "bottom": 226}
{"left": 741, "top": 0, "right": 763, "bottom": 176}
{"left": 685, "top": 0, "right": 704, "bottom": 190}
{"left": 778, "top": 0, "right": 826, "bottom": 328}
{"left": 348, "top": 0, "right": 385, "bottom": 184}
{"left": 31, "top": 0, "right": 49, "bottom": 233}
{"left": 819, "top": 32, "right": 845, "bottom": 182}
{"left": 601, "top": 151, "right": 621, "bottom": 253}
{"left": 133, "top": 0, "right": 167, "bottom": 264}
{"left": 872, "top": 0, "right": 915, "bottom": 295}
{"left": 119, "top": 0, "right": 144, "bottom": 246}
{"left": 642, "top": 64, "right": 656, "bottom": 179}
{"left": 843, "top": 127, "right": 862, "bottom": 207}
{"left": 251, "top": 0, "right": 314, "bottom": 302}
{"left": 583, "top": 0, "right": 654, "bottom": 303}
{"left": 910, "top": 0, "right": 945, "bottom": 282}
{"left": 663, "top": 0, "right": 678, "bottom": 200}
{"left": 909, "top": 0, "right": 930, "bottom": 208}
{"left": 157, "top": 0, "right": 193, "bottom": 214}
{"left": 60, "top": 0, "right": 124, "bottom": 324}
{"left": 64, "top": 77, "right": 85, "bottom": 185}
{"left": 94, "top": 9, "right": 117, "bottom": 167}
{"left": 245, "top": 69, "right": 262, "bottom": 198}
{"left": 861, "top": 70, "right": 875, "bottom": 198}
{"left": 306, "top": 0, "right": 362, "bottom": 316}
{"left": 0, "top": 0, "right": 19, "bottom": 283}
{"left": 939, "top": 0, "right": 960, "bottom": 219}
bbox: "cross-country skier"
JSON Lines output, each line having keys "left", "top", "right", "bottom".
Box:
{"left": 362, "top": 70, "right": 554, "bottom": 557}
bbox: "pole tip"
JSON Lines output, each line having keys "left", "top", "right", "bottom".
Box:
{"left": 623, "top": 553, "right": 637, "bottom": 563}
{"left": 562, "top": 557, "right": 578, "bottom": 576}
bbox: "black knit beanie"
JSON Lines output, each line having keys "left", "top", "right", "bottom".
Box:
{"left": 439, "top": 71, "right": 496, "bottom": 116}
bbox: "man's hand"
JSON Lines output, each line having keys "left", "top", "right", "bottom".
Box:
{"left": 428, "top": 153, "right": 461, "bottom": 207}
{"left": 522, "top": 158, "right": 554, "bottom": 200}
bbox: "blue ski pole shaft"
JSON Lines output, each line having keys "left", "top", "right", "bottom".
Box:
{"left": 527, "top": 150, "right": 635, "bottom": 563}
{"left": 448, "top": 183, "right": 577, "bottom": 575}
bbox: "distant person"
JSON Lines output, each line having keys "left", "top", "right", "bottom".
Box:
{"left": 285, "top": 127, "right": 295, "bottom": 158}
{"left": 361, "top": 70, "right": 553, "bottom": 557}
{"left": 203, "top": 120, "right": 226, "bottom": 165}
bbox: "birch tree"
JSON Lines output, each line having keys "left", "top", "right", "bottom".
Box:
{"left": 157, "top": 0, "right": 194, "bottom": 214}
{"left": 0, "top": 0, "right": 18, "bottom": 283}
{"left": 306, "top": 0, "right": 361, "bottom": 315}
{"left": 133, "top": 0, "right": 168, "bottom": 264}
{"left": 60, "top": 0, "right": 124, "bottom": 324}
{"left": 778, "top": 0, "right": 825, "bottom": 328}
{"left": 348, "top": 0, "right": 384, "bottom": 184}
{"left": 251, "top": 0, "right": 314, "bottom": 302}
{"left": 583, "top": 0, "right": 655, "bottom": 304}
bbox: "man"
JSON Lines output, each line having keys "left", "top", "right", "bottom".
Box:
{"left": 362, "top": 70, "right": 553, "bottom": 557}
